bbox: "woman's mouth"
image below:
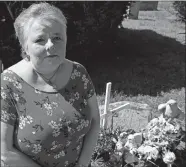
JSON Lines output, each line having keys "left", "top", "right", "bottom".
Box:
{"left": 47, "top": 55, "right": 58, "bottom": 58}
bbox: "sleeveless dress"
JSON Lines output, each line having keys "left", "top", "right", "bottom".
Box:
{"left": 1, "top": 62, "right": 95, "bottom": 167}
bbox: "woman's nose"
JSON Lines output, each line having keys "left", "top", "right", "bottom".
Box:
{"left": 45, "top": 39, "right": 54, "bottom": 51}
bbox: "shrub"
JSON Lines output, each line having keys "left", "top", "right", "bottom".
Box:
{"left": 172, "top": 1, "right": 186, "bottom": 22}
{"left": 91, "top": 127, "right": 136, "bottom": 167}
{"left": 0, "top": 1, "right": 130, "bottom": 68}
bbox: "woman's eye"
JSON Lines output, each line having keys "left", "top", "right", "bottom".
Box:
{"left": 53, "top": 36, "right": 61, "bottom": 41}
{"left": 35, "top": 38, "right": 44, "bottom": 43}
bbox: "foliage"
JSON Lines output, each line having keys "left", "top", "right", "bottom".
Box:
{"left": 172, "top": 1, "right": 186, "bottom": 22}
{"left": 0, "top": 1, "right": 130, "bottom": 69}
{"left": 91, "top": 128, "right": 116, "bottom": 162}
{"left": 52, "top": 1, "right": 130, "bottom": 47}
{"left": 91, "top": 128, "right": 119, "bottom": 167}
{"left": 91, "top": 127, "right": 136, "bottom": 167}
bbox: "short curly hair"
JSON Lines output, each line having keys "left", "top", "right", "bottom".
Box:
{"left": 14, "top": 2, "right": 67, "bottom": 52}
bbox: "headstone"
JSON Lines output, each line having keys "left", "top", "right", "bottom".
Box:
{"left": 140, "top": 1, "right": 159, "bottom": 11}
{"left": 129, "top": 1, "right": 141, "bottom": 20}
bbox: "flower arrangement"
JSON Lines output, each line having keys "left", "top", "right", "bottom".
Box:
{"left": 91, "top": 100, "right": 185, "bottom": 167}
{"left": 122, "top": 114, "right": 184, "bottom": 166}
{"left": 114, "top": 109, "right": 185, "bottom": 167}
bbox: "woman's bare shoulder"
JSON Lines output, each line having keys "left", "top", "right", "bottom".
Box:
{"left": 8, "top": 60, "right": 30, "bottom": 76}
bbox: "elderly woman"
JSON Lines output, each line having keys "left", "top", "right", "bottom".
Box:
{"left": 1, "top": 3, "right": 100, "bottom": 167}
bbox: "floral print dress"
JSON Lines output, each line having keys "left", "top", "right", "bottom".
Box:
{"left": 1, "top": 62, "right": 95, "bottom": 167}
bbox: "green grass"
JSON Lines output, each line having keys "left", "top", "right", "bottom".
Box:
{"left": 91, "top": 1, "right": 185, "bottom": 124}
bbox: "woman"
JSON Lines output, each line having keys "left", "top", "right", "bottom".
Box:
{"left": 1, "top": 2, "right": 100, "bottom": 167}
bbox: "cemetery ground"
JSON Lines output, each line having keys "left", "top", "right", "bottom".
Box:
{"left": 88, "top": 1, "right": 185, "bottom": 129}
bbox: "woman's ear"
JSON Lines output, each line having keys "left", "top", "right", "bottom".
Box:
{"left": 25, "top": 54, "right": 30, "bottom": 61}
{"left": 22, "top": 42, "right": 30, "bottom": 61}
{"left": 24, "top": 43, "right": 29, "bottom": 54}
{"left": 21, "top": 48, "right": 30, "bottom": 61}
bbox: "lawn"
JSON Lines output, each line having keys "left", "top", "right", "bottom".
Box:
{"left": 89, "top": 1, "right": 185, "bottom": 126}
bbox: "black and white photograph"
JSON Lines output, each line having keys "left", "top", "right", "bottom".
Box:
{"left": 0, "top": 1, "right": 185, "bottom": 167}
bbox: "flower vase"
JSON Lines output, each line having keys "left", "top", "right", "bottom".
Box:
{"left": 167, "top": 164, "right": 172, "bottom": 167}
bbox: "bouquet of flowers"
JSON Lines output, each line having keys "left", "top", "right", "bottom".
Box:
{"left": 121, "top": 114, "right": 185, "bottom": 167}
{"left": 92, "top": 99, "right": 185, "bottom": 167}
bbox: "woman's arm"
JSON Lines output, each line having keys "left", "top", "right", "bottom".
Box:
{"left": 1, "top": 122, "right": 41, "bottom": 167}
{"left": 1, "top": 73, "right": 41, "bottom": 167}
{"left": 77, "top": 94, "right": 100, "bottom": 167}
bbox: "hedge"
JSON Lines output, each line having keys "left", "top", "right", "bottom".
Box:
{"left": 0, "top": 1, "right": 130, "bottom": 68}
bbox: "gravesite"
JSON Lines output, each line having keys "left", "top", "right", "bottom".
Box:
{"left": 0, "top": 1, "right": 185, "bottom": 167}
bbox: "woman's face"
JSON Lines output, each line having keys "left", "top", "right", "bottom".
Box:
{"left": 24, "top": 18, "right": 67, "bottom": 74}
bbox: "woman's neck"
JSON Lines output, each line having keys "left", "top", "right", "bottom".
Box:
{"left": 32, "top": 59, "right": 69, "bottom": 86}
{"left": 34, "top": 64, "right": 61, "bottom": 82}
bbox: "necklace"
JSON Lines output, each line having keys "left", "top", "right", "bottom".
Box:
{"left": 35, "top": 64, "right": 61, "bottom": 89}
